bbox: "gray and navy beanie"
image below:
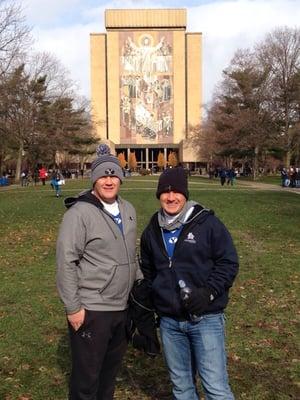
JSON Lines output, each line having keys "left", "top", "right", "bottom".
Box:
{"left": 156, "top": 167, "right": 189, "bottom": 199}
{"left": 91, "top": 144, "right": 123, "bottom": 185}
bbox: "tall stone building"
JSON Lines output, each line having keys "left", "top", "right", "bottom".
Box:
{"left": 90, "top": 8, "right": 203, "bottom": 170}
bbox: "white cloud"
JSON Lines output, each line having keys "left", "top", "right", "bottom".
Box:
{"left": 32, "top": 24, "right": 93, "bottom": 95}
{"left": 23, "top": 0, "right": 82, "bottom": 25}
{"left": 23, "top": 0, "right": 300, "bottom": 103}
{"left": 188, "top": 0, "right": 300, "bottom": 104}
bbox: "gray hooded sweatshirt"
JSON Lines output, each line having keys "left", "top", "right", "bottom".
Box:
{"left": 56, "top": 190, "right": 142, "bottom": 314}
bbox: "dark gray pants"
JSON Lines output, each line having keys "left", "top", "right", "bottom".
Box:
{"left": 68, "top": 309, "right": 128, "bottom": 400}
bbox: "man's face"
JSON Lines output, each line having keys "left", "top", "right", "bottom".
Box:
{"left": 159, "top": 191, "right": 186, "bottom": 215}
{"left": 93, "top": 176, "right": 120, "bottom": 203}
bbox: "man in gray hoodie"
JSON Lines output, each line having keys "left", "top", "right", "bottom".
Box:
{"left": 56, "top": 144, "right": 141, "bottom": 400}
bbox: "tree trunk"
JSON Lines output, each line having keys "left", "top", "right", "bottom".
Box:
{"left": 253, "top": 145, "right": 259, "bottom": 180}
{"left": 285, "top": 150, "right": 291, "bottom": 169}
{"left": 15, "top": 142, "right": 23, "bottom": 182}
{"left": 80, "top": 159, "right": 84, "bottom": 170}
{"left": 294, "top": 147, "right": 300, "bottom": 166}
{"left": 0, "top": 150, "right": 3, "bottom": 175}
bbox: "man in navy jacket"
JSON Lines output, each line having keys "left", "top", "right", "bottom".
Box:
{"left": 140, "top": 167, "right": 239, "bottom": 400}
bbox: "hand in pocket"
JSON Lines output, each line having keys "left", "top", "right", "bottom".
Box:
{"left": 67, "top": 309, "right": 86, "bottom": 331}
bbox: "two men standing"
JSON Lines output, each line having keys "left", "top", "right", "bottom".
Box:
{"left": 56, "top": 154, "right": 238, "bottom": 400}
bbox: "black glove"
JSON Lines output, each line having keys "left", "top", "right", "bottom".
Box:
{"left": 182, "top": 287, "right": 216, "bottom": 316}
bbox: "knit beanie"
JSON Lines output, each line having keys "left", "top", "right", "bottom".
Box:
{"left": 91, "top": 144, "right": 123, "bottom": 185}
{"left": 156, "top": 167, "right": 189, "bottom": 199}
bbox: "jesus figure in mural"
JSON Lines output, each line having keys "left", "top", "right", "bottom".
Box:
{"left": 127, "top": 35, "right": 165, "bottom": 77}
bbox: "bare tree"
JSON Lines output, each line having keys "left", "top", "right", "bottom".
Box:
{"left": 0, "top": 65, "right": 47, "bottom": 179}
{"left": 0, "top": 57, "right": 92, "bottom": 179}
{"left": 190, "top": 27, "right": 300, "bottom": 174}
{"left": 203, "top": 49, "right": 277, "bottom": 178}
{"left": 256, "top": 26, "right": 300, "bottom": 166}
{"left": 0, "top": 4, "right": 95, "bottom": 177}
{"left": 0, "top": 0, "right": 31, "bottom": 75}
{"left": 26, "top": 51, "right": 76, "bottom": 100}
{"left": 189, "top": 118, "right": 223, "bottom": 170}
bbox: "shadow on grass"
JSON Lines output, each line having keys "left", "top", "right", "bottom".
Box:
{"left": 56, "top": 333, "right": 71, "bottom": 385}
{"left": 118, "top": 347, "right": 172, "bottom": 399}
{"left": 55, "top": 333, "right": 172, "bottom": 399}
{"left": 55, "top": 331, "right": 299, "bottom": 399}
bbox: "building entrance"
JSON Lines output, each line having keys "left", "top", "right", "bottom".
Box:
{"left": 116, "top": 146, "right": 179, "bottom": 171}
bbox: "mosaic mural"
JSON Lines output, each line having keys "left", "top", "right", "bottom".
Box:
{"left": 119, "top": 31, "right": 173, "bottom": 144}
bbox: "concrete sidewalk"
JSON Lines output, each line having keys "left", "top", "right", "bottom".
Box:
{"left": 236, "top": 179, "right": 300, "bottom": 194}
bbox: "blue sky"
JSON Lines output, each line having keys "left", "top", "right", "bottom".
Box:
{"left": 22, "top": 0, "right": 300, "bottom": 104}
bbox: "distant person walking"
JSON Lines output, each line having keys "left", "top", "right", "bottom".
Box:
{"left": 21, "top": 170, "right": 29, "bottom": 186}
{"left": 39, "top": 166, "right": 47, "bottom": 185}
{"left": 280, "top": 168, "right": 289, "bottom": 187}
{"left": 290, "top": 168, "right": 297, "bottom": 188}
{"left": 51, "top": 171, "right": 62, "bottom": 197}
{"left": 33, "top": 169, "right": 39, "bottom": 185}
{"left": 295, "top": 168, "right": 300, "bottom": 188}
{"left": 219, "top": 168, "right": 227, "bottom": 186}
{"left": 227, "top": 168, "right": 236, "bottom": 186}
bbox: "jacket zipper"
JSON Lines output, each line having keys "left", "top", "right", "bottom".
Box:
{"left": 160, "top": 227, "right": 179, "bottom": 314}
{"left": 101, "top": 205, "right": 132, "bottom": 295}
{"left": 161, "top": 227, "right": 172, "bottom": 267}
{"left": 154, "top": 207, "right": 210, "bottom": 317}
{"left": 118, "top": 204, "right": 133, "bottom": 295}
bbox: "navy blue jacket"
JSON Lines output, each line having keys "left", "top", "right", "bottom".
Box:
{"left": 140, "top": 204, "right": 239, "bottom": 319}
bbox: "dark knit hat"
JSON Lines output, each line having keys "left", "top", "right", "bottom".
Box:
{"left": 91, "top": 144, "right": 123, "bottom": 185}
{"left": 156, "top": 167, "right": 189, "bottom": 199}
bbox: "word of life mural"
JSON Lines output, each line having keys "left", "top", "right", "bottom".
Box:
{"left": 120, "top": 32, "right": 173, "bottom": 144}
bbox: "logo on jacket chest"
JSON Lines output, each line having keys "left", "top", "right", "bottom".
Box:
{"left": 114, "top": 217, "right": 122, "bottom": 225}
{"left": 184, "top": 232, "right": 196, "bottom": 244}
{"left": 168, "top": 236, "right": 178, "bottom": 244}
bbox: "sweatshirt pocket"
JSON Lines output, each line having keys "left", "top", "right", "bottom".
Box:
{"left": 97, "top": 262, "right": 131, "bottom": 301}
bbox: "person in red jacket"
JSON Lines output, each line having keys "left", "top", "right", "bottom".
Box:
{"left": 38, "top": 166, "right": 47, "bottom": 185}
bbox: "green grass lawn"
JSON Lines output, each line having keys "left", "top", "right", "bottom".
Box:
{"left": 0, "top": 177, "right": 299, "bottom": 399}
{"left": 238, "top": 174, "right": 281, "bottom": 185}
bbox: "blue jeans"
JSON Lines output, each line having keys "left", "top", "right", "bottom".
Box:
{"left": 53, "top": 183, "right": 61, "bottom": 196}
{"left": 160, "top": 313, "right": 234, "bottom": 400}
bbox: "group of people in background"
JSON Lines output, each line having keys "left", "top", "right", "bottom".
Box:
{"left": 19, "top": 167, "right": 84, "bottom": 185}
{"left": 207, "top": 167, "right": 237, "bottom": 186}
{"left": 14, "top": 164, "right": 300, "bottom": 195}
{"left": 19, "top": 167, "right": 65, "bottom": 197}
{"left": 217, "top": 168, "right": 237, "bottom": 186}
{"left": 280, "top": 167, "right": 300, "bottom": 188}
{"left": 20, "top": 166, "right": 48, "bottom": 186}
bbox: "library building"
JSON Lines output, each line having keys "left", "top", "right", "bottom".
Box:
{"left": 90, "top": 8, "right": 204, "bottom": 171}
